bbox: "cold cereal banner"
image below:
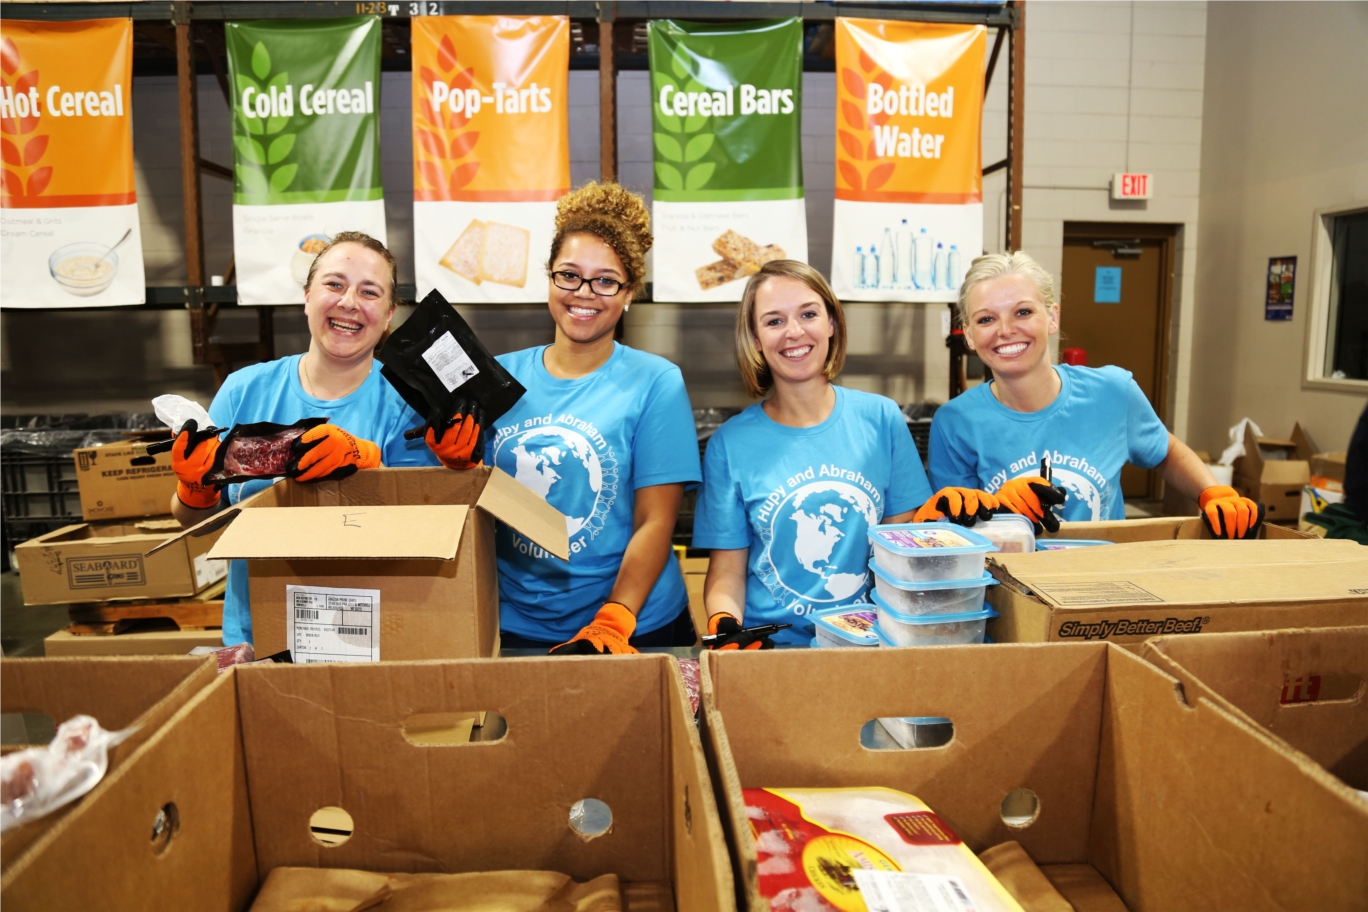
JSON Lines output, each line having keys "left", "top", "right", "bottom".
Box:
{"left": 830, "top": 19, "right": 985, "bottom": 302}
{"left": 226, "top": 17, "right": 385, "bottom": 305}
{"left": 0, "top": 19, "right": 146, "bottom": 308}
{"left": 412, "top": 16, "right": 569, "bottom": 304}
{"left": 648, "top": 18, "right": 807, "bottom": 303}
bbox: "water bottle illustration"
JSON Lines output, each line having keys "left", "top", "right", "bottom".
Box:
{"left": 896, "top": 219, "right": 914, "bottom": 288}
{"left": 879, "top": 228, "right": 897, "bottom": 289}
{"left": 854, "top": 246, "right": 865, "bottom": 289}
{"left": 913, "top": 228, "right": 933, "bottom": 290}
{"left": 948, "top": 245, "right": 962, "bottom": 291}
{"left": 933, "top": 243, "right": 947, "bottom": 291}
{"left": 867, "top": 243, "right": 880, "bottom": 291}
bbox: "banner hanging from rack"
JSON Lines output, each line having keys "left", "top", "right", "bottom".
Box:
{"left": 0, "top": 19, "right": 146, "bottom": 309}
{"left": 226, "top": 16, "right": 385, "bottom": 306}
{"left": 411, "top": 16, "right": 569, "bottom": 304}
{"left": 830, "top": 19, "right": 985, "bottom": 302}
{"left": 648, "top": 18, "right": 807, "bottom": 303}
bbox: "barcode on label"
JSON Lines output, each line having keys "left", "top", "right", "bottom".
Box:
{"left": 296, "top": 609, "right": 319, "bottom": 620}
{"left": 337, "top": 627, "right": 368, "bottom": 636}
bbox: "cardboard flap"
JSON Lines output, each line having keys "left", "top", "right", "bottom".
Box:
{"left": 207, "top": 505, "right": 468, "bottom": 560}
{"left": 145, "top": 505, "right": 243, "bottom": 556}
{"left": 475, "top": 467, "right": 570, "bottom": 560}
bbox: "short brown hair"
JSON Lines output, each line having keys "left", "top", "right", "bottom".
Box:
{"left": 734, "top": 260, "right": 848, "bottom": 398}
{"left": 548, "top": 181, "right": 652, "bottom": 298}
{"left": 303, "top": 230, "right": 398, "bottom": 310}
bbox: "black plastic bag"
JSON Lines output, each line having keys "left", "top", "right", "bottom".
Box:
{"left": 376, "top": 289, "right": 526, "bottom": 436}
{"left": 201, "top": 418, "right": 328, "bottom": 486}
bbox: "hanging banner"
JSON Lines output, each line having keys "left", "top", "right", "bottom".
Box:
{"left": 831, "top": 19, "right": 985, "bottom": 302}
{"left": 411, "top": 17, "right": 569, "bottom": 304}
{"left": 227, "top": 17, "right": 384, "bottom": 305}
{"left": 0, "top": 20, "right": 145, "bottom": 308}
{"left": 648, "top": 19, "right": 807, "bottom": 303}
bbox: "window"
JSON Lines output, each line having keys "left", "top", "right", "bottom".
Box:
{"left": 1305, "top": 204, "right": 1368, "bottom": 389}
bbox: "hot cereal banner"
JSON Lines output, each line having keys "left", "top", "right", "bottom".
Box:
{"left": 226, "top": 17, "right": 385, "bottom": 305}
{"left": 0, "top": 19, "right": 146, "bottom": 308}
{"left": 830, "top": 19, "right": 985, "bottom": 302}
{"left": 647, "top": 18, "right": 807, "bottom": 303}
{"left": 411, "top": 16, "right": 569, "bottom": 304}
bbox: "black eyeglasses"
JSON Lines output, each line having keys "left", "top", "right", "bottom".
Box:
{"left": 550, "top": 270, "right": 627, "bottom": 297}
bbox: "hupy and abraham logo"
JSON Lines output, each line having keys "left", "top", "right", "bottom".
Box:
{"left": 990, "top": 449, "right": 1111, "bottom": 521}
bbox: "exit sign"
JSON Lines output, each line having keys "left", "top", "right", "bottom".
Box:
{"left": 1112, "top": 173, "right": 1153, "bottom": 200}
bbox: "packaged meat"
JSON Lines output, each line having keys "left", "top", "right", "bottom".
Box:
{"left": 872, "top": 592, "right": 997, "bottom": 647}
{"left": 812, "top": 605, "right": 880, "bottom": 648}
{"left": 970, "top": 514, "right": 1036, "bottom": 554}
{"left": 201, "top": 418, "right": 327, "bottom": 486}
{"left": 1, "top": 715, "right": 131, "bottom": 832}
{"left": 746, "top": 787, "right": 1025, "bottom": 912}
{"left": 868, "top": 523, "right": 997, "bottom": 583}
{"left": 868, "top": 560, "right": 997, "bottom": 617}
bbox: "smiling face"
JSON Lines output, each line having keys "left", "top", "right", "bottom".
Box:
{"left": 752, "top": 275, "right": 836, "bottom": 388}
{"left": 302, "top": 242, "right": 395, "bottom": 362}
{"left": 964, "top": 271, "right": 1059, "bottom": 382}
{"left": 547, "top": 232, "right": 631, "bottom": 347}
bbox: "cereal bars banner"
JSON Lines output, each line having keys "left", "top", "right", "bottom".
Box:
{"left": 648, "top": 18, "right": 807, "bottom": 303}
{"left": 227, "top": 17, "right": 385, "bottom": 305}
{"left": 831, "top": 19, "right": 985, "bottom": 302}
{"left": 411, "top": 16, "right": 568, "bottom": 304}
{"left": 0, "top": 19, "right": 146, "bottom": 308}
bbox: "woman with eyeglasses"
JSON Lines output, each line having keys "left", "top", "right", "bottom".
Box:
{"left": 483, "top": 182, "right": 701, "bottom": 655}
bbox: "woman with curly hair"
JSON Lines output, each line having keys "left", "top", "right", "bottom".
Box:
{"left": 485, "top": 182, "right": 701, "bottom": 654}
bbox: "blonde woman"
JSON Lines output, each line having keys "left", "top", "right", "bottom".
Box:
{"left": 693, "top": 260, "right": 933, "bottom": 649}
{"left": 928, "top": 251, "right": 1263, "bottom": 538}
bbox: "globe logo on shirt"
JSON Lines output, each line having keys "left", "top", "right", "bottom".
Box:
{"left": 494, "top": 426, "right": 619, "bottom": 539}
{"left": 1039, "top": 467, "right": 1105, "bottom": 522}
{"left": 767, "top": 481, "right": 880, "bottom": 602}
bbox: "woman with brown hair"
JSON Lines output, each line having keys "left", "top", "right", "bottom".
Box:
{"left": 692, "top": 260, "right": 933, "bottom": 649}
{"left": 485, "top": 182, "right": 701, "bottom": 655}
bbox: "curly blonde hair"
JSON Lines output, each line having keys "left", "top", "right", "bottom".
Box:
{"left": 548, "top": 182, "right": 653, "bottom": 297}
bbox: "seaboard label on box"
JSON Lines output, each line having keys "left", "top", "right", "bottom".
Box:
{"left": 193, "top": 552, "right": 228, "bottom": 589}
{"left": 286, "top": 584, "right": 380, "bottom": 663}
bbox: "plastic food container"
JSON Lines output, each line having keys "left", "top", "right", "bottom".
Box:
{"left": 871, "top": 593, "right": 999, "bottom": 647}
{"left": 868, "top": 523, "right": 997, "bottom": 583}
{"left": 878, "top": 716, "right": 954, "bottom": 749}
{"left": 1037, "top": 539, "right": 1112, "bottom": 550}
{"left": 868, "top": 560, "right": 996, "bottom": 617}
{"left": 971, "top": 513, "right": 1035, "bottom": 554}
{"left": 812, "top": 605, "right": 880, "bottom": 648}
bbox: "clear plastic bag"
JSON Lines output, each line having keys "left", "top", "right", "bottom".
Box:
{"left": 1, "top": 715, "right": 132, "bottom": 832}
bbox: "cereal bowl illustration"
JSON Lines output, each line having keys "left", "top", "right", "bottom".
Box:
{"left": 49, "top": 242, "right": 119, "bottom": 297}
{"left": 291, "top": 234, "right": 332, "bottom": 286}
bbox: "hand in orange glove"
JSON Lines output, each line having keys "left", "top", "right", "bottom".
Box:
{"left": 548, "top": 602, "right": 640, "bottom": 655}
{"left": 912, "top": 487, "right": 1000, "bottom": 525}
{"left": 171, "top": 419, "right": 223, "bottom": 510}
{"left": 425, "top": 400, "right": 484, "bottom": 470}
{"left": 705, "top": 613, "right": 774, "bottom": 650}
{"left": 288, "top": 423, "right": 381, "bottom": 483}
{"left": 996, "top": 476, "right": 1068, "bottom": 534}
{"left": 1199, "top": 485, "right": 1264, "bottom": 539}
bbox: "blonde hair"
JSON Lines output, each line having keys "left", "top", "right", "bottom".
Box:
{"left": 957, "top": 251, "right": 1056, "bottom": 326}
{"left": 548, "top": 181, "right": 652, "bottom": 298}
{"left": 735, "top": 260, "right": 848, "bottom": 398}
{"left": 303, "top": 230, "right": 398, "bottom": 309}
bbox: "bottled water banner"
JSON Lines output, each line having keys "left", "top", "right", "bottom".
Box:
{"left": 648, "top": 18, "right": 807, "bottom": 303}
{"left": 411, "top": 16, "right": 569, "bottom": 304}
{"left": 830, "top": 19, "right": 985, "bottom": 302}
{"left": 0, "top": 19, "right": 146, "bottom": 308}
{"left": 226, "top": 17, "right": 385, "bottom": 305}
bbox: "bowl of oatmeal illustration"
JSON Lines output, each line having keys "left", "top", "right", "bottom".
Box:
{"left": 49, "top": 243, "right": 119, "bottom": 297}
{"left": 291, "top": 234, "right": 332, "bottom": 287}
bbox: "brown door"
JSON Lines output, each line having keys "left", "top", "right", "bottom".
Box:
{"left": 1060, "top": 226, "right": 1174, "bottom": 499}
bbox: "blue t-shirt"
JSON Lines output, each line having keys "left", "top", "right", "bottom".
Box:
{"left": 928, "top": 364, "right": 1170, "bottom": 522}
{"left": 691, "top": 387, "right": 931, "bottom": 646}
{"left": 208, "top": 354, "right": 438, "bottom": 646}
{"left": 488, "top": 343, "right": 701, "bottom": 642}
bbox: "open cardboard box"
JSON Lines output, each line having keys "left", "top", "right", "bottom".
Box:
{"left": 701, "top": 644, "right": 1368, "bottom": 911}
{"left": 987, "top": 519, "right": 1366, "bottom": 648}
{"left": 43, "top": 627, "right": 227, "bottom": 657}
{"left": 1143, "top": 626, "right": 1368, "bottom": 805}
{"left": 1, "top": 655, "right": 735, "bottom": 911}
{"left": 152, "top": 467, "right": 567, "bottom": 662}
{"left": 1232, "top": 422, "right": 1315, "bottom": 523}
{"left": 74, "top": 442, "right": 177, "bottom": 521}
{"left": 0, "top": 656, "right": 215, "bottom": 873}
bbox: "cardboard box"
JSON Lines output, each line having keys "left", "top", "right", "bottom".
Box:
{"left": 1, "top": 655, "right": 737, "bottom": 911}
{"left": 0, "top": 655, "right": 215, "bottom": 872}
{"left": 700, "top": 644, "right": 1368, "bottom": 911}
{"left": 13, "top": 517, "right": 227, "bottom": 606}
{"left": 44, "top": 627, "right": 226, "bottom": 656}
{"left": 153, "top": 467, "right": 567, "bottom": 663}
{"left": 74, "top": 442, "right": 177, "bottom": 521}
{"left": 988, "top": 524, "right": 1367, "bottom": 647}
{"left": 1232, "top": 422, "right": 1315, "bottom": 522}
{"left": 1310, "top": 450, "right": 1347, "bottom": 489}
{"left": 1144, "top": 626, "right": 1368, "bottom": 800}
{"left": 682, "top": 554, "right": 710, "bottom": 646}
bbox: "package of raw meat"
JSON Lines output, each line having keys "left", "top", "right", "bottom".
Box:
{"left": 201, "top": 418, "right": 328, "bottom": 486}
{"left": 1, "top": 715, "right": 132, "bottom": 832}
{"left": 745, "top": 787, "right": 1025, "bottom": 912}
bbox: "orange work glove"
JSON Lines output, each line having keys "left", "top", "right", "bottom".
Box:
{"left": 171, "top": 419, "right": 222, "bottom": 510}
{"left": 549, "top": 602, "right": 639, "bottom": 655}
{"left": 996, "top": 476, "right": 1068, "bottom": 534}
{"left": 425, "top": 400, "right": 484, "bottom": 470}
{"left": 706, "top": 613, "right": 773, "bottom": 651}
{"left": 912, "top": 487, "right": 1000, "bottom": 525}
{"left": 1199, "top": 485, "right": 1264, "bottom": 540}
{"left": 288, "top": 423, "right": 381, "bottom": 483}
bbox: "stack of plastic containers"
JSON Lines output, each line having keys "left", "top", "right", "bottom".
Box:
{"left": 970, "top": 513, "right": 1036, "bottom": 553}
{"left": 866, "top": 523, "right": 1000, "bottom": 647}
{"left": 811, "top": 604, "right": 880, "bottom": 648}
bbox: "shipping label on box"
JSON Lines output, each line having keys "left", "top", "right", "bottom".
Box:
{"left": 286, "top": 584, "right": 381, "bottom": 663}
{"left": 75, "top": 443, "right": 177, "bottom": 522}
